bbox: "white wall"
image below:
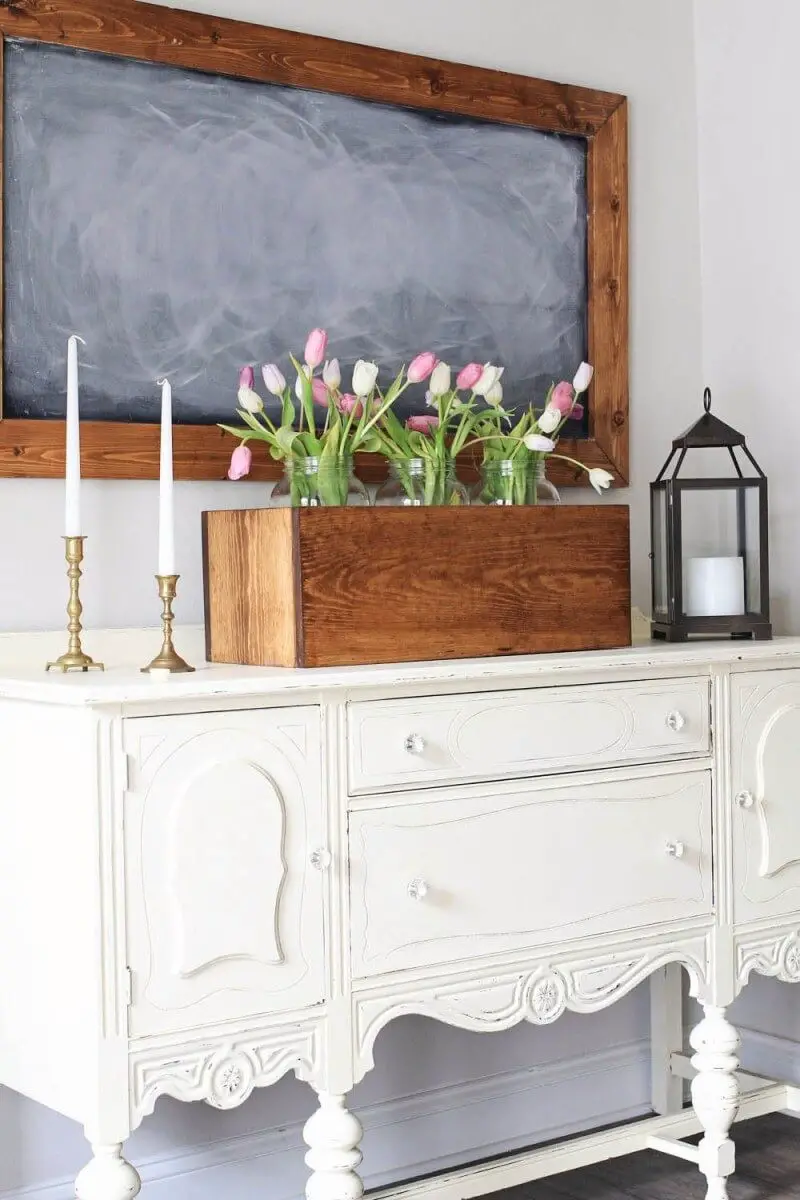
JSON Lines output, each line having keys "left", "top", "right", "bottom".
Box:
{"left": 0, "top": 1, "right": 707, "bottom": 1195}
{"left": 694, "top": 0, "right": 799, "bottom": 633}
{"left": 0, "top": 0, "right": 704, "bottom": 633}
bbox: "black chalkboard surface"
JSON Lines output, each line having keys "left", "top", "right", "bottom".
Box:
{"left": 3, "top": 37, "right": 588, "bottom": 426}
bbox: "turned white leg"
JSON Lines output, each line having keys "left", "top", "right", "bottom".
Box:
{"left": 74, "top": 1144, "right": 141, "bottom": 1200}
{"left": 690, "top": 1005, "right": 741, "bottom": 1200}
{"left": 304, "top": 1092, "right": 364, "bottom": 1200}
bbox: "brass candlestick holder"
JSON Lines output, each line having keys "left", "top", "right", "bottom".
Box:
{"left": 141, "top": 574, "right": 195, "bottom": 673}
{"left": 46, "top": 536, "right": 105, "bottom": 672}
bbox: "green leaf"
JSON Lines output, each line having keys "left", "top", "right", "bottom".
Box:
{"left": 290, "top": 353, "right": 315, "bottom": 433}
{"left": 297, "top": 431, "right": 321, "bottom": 456}
{"left": 281, "top": 388, "right": 295, "bottom": 428}
{"left": 218, "top": 423, "right": 253, "bottom": 439}
{"left": 237, "top": 408, "right": 275, "bottom": 438}
{"left": 320, "top": 420, "right": 341, "bottom": 465}
{"left": 276, "top": 426, "right": 298, "bottom": 456}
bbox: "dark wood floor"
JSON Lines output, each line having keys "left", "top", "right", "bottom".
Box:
{"left": 490, "top": 1115, "right": 800, "bottom": 1199}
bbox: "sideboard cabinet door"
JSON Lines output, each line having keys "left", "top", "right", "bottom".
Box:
{"left": 732, "top": 670, "right": 800, "bottom": 926}
{"left": 123, "top": 708, "right": 326, "bottom": 1037}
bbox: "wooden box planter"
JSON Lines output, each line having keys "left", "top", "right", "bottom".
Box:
{"left": 202, "top": 506, "right": 631, "bottom": 668}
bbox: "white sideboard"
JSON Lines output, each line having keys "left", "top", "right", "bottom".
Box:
{"left": 3, "top": 638, "right": 800, "bottom": 1200}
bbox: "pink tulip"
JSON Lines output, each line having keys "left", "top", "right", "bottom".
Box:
{"left": 407, "top": 415, "right": 440, "bottom": 434}
{"left": 456, "top": 362, "right": 484, "bottom": 390}
{"left": 312, "top": 378, "right": 329, "bottom": 407}
{"left": 304, "top": 328, "right": 328, "bottom": 369}
{"left": 550, "top": 381, "right": 575, "bottom": 415}
{"left": 227, "top": 444, "right": 253, "bottom": 480}
{"left": 570, "top": 402, "right": 585, "bottom": 421}
{"left": 407, "top": 352, "right": 438, "bottom": 384}
{"left": 239, "top": 365, "right": 255, "bottom": 390}
{"left": 338, "top": 393, "right": 364, "bottom": 417}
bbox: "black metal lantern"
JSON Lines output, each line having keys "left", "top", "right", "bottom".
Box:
{"left": 651, "top": 389, "right": 770, "bottom": 642}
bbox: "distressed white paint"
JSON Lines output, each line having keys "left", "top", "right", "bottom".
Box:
{"left": 2, "top": 641, "right": 800, "bottom": 1199}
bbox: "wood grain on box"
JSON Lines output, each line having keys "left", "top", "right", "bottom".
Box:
{"left": 202, "top": 506, "right": 631, "bottom": 668}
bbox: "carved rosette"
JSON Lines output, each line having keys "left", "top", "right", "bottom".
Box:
{"left": 207, "top": 1050, "right": 256, "bottom": 1109}
{"left": 736, "top": 928, "right": 800, "bottom": 989}
{"left": 353, "top": 939, "right": 710, "bottom": 1082}
{"left": 526, "top": 970, "right": 568, "bottom": 1025}
{"left": 130, "top": 1021, "right": 322, "bottom": 1128}
{"left": 781, "top": 934, "right": 800, "bottom": 981}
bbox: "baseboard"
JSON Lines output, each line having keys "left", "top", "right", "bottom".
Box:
{"left": 0, "top": 1040, "right": 651, "bottom": 1200}
{"left": 740, "top": 1025, "right": 800, "bottom": 1088}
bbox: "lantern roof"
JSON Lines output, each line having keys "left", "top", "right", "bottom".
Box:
{"left": 672, "top": 388, "right": 745, "bottom": 450}
{"left": 655, "top": 388, "right": 765, "bottom": 482}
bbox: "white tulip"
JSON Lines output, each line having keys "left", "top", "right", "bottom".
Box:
{"left": 485, "top": 380, "right": 504, "bottom": 407}
{"left": 524, "top": 434, "right": 556, "bottom": 453}
{"left": 473, "top": 363, "right": 504, "bottom": 397}
{"left": 237, "top": 386, "right": 263, "bottom": 414}
{"left": 261, "top": 364, "right": 286, "bottom": 396}
{"left": 294, "top": 368, "right": 310, "bottom": 401}
{"left": 429, "top": 361, "right": 452, "bottom": 396}
{"left": 588, "top": 467, "right": 614, "bottom": 494}
{"left": 537, "top": 405, "right": 561, "bottom": 434}
{"left": 353, "top": 360, "right": 379, "bottom": 397}
{"left": 573, "top": 362, "right": 594, "bottom": 393}
{"left": 322, "top": 358, "right": 341, "bottom": 390}
{"left": 425, "top": 389, "right": 435, "bottom": 407}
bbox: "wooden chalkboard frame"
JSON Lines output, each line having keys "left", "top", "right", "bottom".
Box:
{"left": 0, "top": 0, "right": 628, "bottom": 486}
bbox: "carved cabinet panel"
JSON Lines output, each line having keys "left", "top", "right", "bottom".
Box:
{"left": 731, "top": 670, "right": 800, "bottom": 926}
{"left": 123, "top": 708, "right": 326, "bottom": 1036}
{"left": 349, "top": 770, "right": 712, "bottom": 977}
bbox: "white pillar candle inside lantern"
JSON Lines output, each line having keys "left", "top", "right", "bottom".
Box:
{"left": 684, "top": 556, "right": 745, "bottom": 617}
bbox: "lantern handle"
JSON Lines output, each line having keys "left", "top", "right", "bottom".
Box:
{"left": 703, "top": 387, "right": 712, "bottom": 414}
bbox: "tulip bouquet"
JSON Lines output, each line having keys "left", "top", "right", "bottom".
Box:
{"left": 370, "top": 356, "right": 509, "bottom": 505}
{"left": 472, "top": 361, "right": 614, "bottom": 504}
{"left": 223, "top": 327, "right": 614, "bottom": 507}
{"left": 222, "top": 329, "right": 414, "bottom": 505}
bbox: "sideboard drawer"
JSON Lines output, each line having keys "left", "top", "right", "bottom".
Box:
{"left": 347, "top": 679, "right": 710, "bottom": 794}
{"left": 349, "top": 769, "right": 713, "bottom": 978}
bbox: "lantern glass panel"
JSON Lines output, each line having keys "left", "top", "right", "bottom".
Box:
{"left": 679, "top": 486, "right": 744, "bottom": 618}
{"left": 743, "top": 487, "right": 762, "bottom": 614}
{"left": 651, "top": 486, "right": 669, "bottom": 619}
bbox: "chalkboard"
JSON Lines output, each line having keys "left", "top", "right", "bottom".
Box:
{"left": 3, "top": 37, "right": 588, "bottom": 427}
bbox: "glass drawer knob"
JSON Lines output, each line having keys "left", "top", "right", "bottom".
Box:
{"left": 666, "top": 711, "right": 686, "bottom": 732}
{"left": 407, "top": 878, "right": 429, "bottom": 901}
{"left": 404, "top": 733, "right": 426, "bottom": 755}
{"left": 735, "top": 790, "right": 754, "bottom": 809}
{"left": 665, "top": 840, "right": 685, "bottom": 859}
{"left": 309, "top": 847, "right": 332, "bottom": 872}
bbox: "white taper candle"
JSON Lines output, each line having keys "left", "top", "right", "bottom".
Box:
{"left": 64, "top": 335, "right": 84, "bottom": 537}
{"left": 157, "top": 378, "right": 176, "bottom": 576}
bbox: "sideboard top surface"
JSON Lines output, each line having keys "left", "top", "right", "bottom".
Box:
{"left": 1, "top": 637, "right": 800, "bottom": 708}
